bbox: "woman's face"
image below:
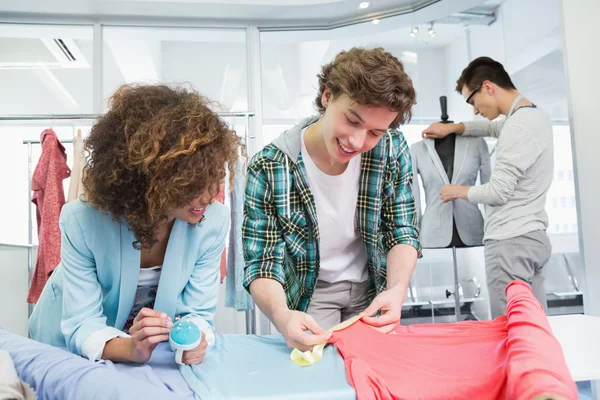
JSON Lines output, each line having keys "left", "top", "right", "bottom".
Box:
{"left": 169, "top": 190, "right": 217, "bottom": 224}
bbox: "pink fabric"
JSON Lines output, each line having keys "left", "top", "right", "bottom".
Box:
{"left": 329, "top": 281, "right": 577, "bottom": 400}
{"left": 28, "top": 129, "right": 71, "bottom": 303}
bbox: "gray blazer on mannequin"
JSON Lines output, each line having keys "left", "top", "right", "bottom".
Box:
{"left": 411, "top": 136, "right": 491, "bottom": 248}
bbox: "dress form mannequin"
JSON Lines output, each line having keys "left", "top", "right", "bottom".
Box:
{"left": 411, "top": 96, "right": 491, "bottom": 321}
{"left": 410, "top": 97, "right": 489, "bottom": 249}
{"left": 436, "top": 96, "right": 466, "bottom": 248}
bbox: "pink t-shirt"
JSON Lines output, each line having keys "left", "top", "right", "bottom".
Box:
{"left": 329, "top": 281, "right": 577, "bottom": 400}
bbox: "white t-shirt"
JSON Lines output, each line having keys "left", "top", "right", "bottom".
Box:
{"left": 300, "top": 127, "right": 368, "bottom": 283}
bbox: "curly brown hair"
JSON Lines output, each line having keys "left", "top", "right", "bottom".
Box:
{"left": 82, "top": 84, "right": 244, "bottom": 249}
{"left": 315, "top": 47, "right": 416, "bottom": 129}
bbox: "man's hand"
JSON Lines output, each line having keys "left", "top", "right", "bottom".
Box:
{"left": 273, "top": 309, "right": 331, "bottom": 351}
{"left": 440, "top": 184, "right": 470, "bottom": 203}
{"left": 181, "top": 332, "right": 208, "bottom": 365}
{"left": 361, "top": 285, "right": 405, "bottom": 334}
{"left": 422, "top": 122, "right": 461, "bottom": 139}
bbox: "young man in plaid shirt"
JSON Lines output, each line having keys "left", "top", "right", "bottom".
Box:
{"left": 243, "top": 47, "right": 421, "bottom": 351}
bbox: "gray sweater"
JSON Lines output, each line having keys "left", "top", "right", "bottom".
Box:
{"left": 464, "top": 107, "right": 554, "bottom": 241}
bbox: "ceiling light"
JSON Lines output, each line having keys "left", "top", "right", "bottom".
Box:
{"left": 409, "top": 26, "right": 419, "bottom": 38}
{"left": 372, "top": 19, "right": 380, "bottom": 24}
{"left": 428, "top": 22, "right": 436, "bottom": 38}
{"left": 358, "top": 1, "right": 370, "bottom": 9}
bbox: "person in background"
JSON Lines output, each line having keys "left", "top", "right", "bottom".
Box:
{"left": 422, "top": 57, "right": 554, "bottom": 318}
{"left": 243, "top": 47, "right": 421, "bottom": 351}
{"left": 29, "top": 84, "right": 244, "bottom": 365}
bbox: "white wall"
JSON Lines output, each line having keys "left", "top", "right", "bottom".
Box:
{"left": 560, "top": 0, "right": 600, "bottom": 317}
{"left": 501, "top": 0, "right": 561, "bottom": 75}
{"left": 443, "top": 31, "right": 472, "bottom": 123}
{"left": 411, "top": 47, "right": 446, "bottom": 121}
{"left": 0, "top": 245, "right": 30, "bottom": 336}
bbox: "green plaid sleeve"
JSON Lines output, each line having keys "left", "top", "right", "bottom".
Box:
{"left": 242, "top": 159, "right": 286, "bottom": 291}
{"left": 381, "top": 134, "right": 422, "bottom": 256}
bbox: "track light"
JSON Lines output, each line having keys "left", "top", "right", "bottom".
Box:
{"left": 428, "top": 22, "right": 436, "bottom": 38}
{"left": 372, "top": 18, "right": 380, "bottom": 24}
{"left": 358, "top": 1, "right": 370, "bottom": 9}
{"left": 410, "top": 26, "right": 419, "bottom": 38}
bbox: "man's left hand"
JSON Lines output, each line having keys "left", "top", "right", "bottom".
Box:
{"left": 440, "top": 184, "right": 470, "bottom": 203}
{"left": 361, "top": 285, "right": 405, "bottom": 334}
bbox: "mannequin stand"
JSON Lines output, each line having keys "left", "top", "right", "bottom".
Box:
{"left": 452, "top": 247, "right": 461, "bottom": 321}
{"left": 443, "top": 247, "right": 461, "bottom": 321}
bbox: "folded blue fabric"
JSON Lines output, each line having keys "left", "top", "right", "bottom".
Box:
{"left": 180, "top": 334, "right": 355, "bottom": 400}
{"left": 0, "top": 329, "right": 192, "bottom": 400}
{"left": 1, "top": 328, "right": 355, "bottom": 400}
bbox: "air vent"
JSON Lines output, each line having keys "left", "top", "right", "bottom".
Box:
{"left": 53, "top": 38, "right": 77, "bottom": 62}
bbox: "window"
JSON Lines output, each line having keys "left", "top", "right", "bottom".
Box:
{"left": 103, "top": 27, "right": 247, "bottom": 112}
{"left": 0, "top": 24, "right": 94, "bottom": 115}
{"left": 554, "top": 224, "right": 561, "bottom": 233}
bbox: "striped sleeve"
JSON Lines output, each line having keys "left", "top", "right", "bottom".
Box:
{"left": 463, "top": 119, "right": 505, "bottom": 138}
{"left": 468, "top": 122, "right": 546, "bottom": 206}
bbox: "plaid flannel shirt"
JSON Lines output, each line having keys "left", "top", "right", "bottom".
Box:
{"left": 243, "top": 123, "right": 421, "bottom": 312}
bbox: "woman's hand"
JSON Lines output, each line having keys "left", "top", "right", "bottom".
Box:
{"left": 128, "top": 308, "right": 173, "bottom": 363}
{"left": 181, "top": 332, "right": 208, "bottom": 365}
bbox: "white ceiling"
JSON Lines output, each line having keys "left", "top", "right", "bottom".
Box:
{"left": 0, "top": 0, "right": 494, "bottom": 26}
{"left": 0, "top": 0, "right": 419, "bottom": 21}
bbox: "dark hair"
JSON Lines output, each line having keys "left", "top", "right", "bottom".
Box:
{"left": 455, "top": 56, "right": 516, "bottom": 93}
{"left": 315, "top": 47, "right": 416, "bottom": 129}
{"left": 82, "top": 84, "right": 244, "bottom": 248}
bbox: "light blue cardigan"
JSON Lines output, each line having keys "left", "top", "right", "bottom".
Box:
{"left": 29, "top": 199, "right": 229, "bottom": 357}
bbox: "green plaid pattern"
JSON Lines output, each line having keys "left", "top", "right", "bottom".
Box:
{"left": 242, "top": 131, "right": 421, "bottom": 312}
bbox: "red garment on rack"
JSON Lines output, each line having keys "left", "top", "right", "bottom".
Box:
{"left": 27, "top": 129, "right": 71, "bottom": 303}
{"left": 329, "top": 281, "right": 577, "bottom": 400}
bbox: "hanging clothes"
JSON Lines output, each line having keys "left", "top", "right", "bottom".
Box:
{"left": 27, "top": 129, "right": 71, "bottom": 303}
{"left": 225, "top": 157, "right": 253, "bottom": 311}
{"left": 328, "top": 281, "right": 577, "bottom": 400}
{"left": 67, "top": 132, "right": 85, "bottom": 203}
{"left": 215, "top": 183, "right": 227, "bottom": 283}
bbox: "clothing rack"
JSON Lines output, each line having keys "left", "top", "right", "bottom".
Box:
{"left": 0, "top": 112, "right": 256, "bottom": 121}
{"left": 17, "top": 113, "right": 257, "bottom": 334}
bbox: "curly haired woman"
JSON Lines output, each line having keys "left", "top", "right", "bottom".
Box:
{"left": 29, "top": 84, "right": 243, "bottom": 366}
{"left": 243, "top": 47, "right": 421, "bottom": 351}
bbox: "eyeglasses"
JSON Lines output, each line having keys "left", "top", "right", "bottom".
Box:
{"left": 465, "top": 84, "right": 482, "bottom": 105}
